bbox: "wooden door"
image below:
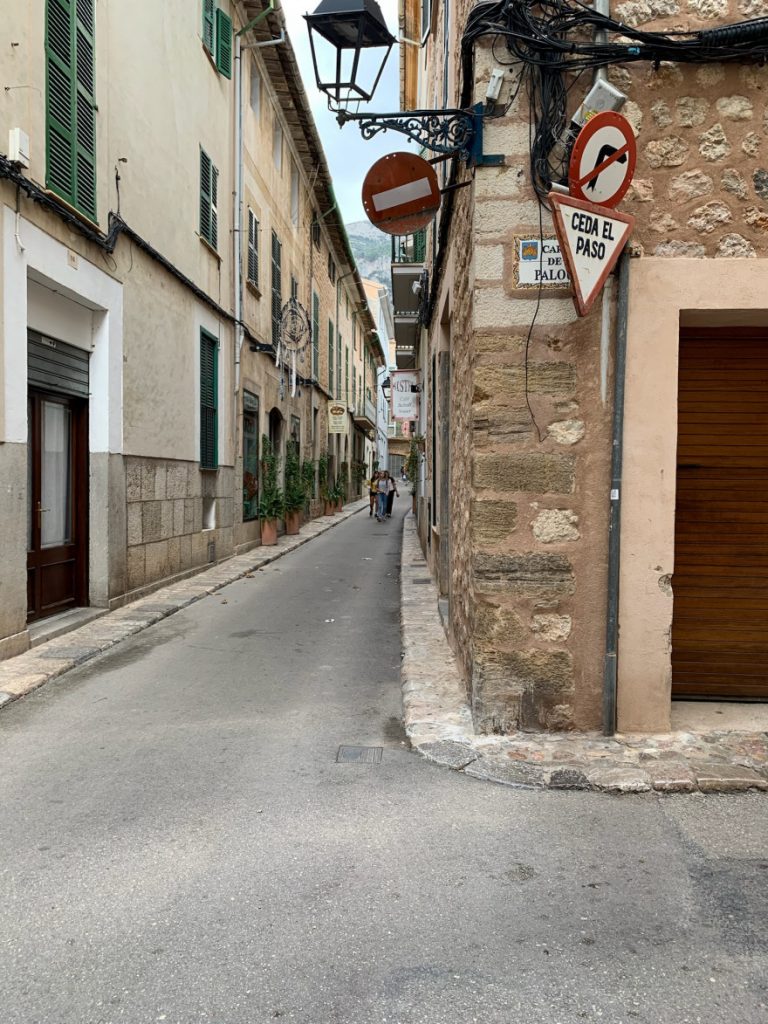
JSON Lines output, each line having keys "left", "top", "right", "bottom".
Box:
{"left": 27, "top": 390, "right": 88, "bottom": 622}
{"left": 672, "top": 328, "right": 768, "bottom": 698}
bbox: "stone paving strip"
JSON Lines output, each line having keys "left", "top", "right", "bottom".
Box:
{"left": 400, "top": 512, "right": 768, "bottom": 795}
{"left": 0, "top": 501, "right": 368, "bottom": 711}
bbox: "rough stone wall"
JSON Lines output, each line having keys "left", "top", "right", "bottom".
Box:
{"left": 458, "top": 0, "right": 768, "bottom": 733}
{"left": 125, "top": 458, "right": 234, "bottom": 595}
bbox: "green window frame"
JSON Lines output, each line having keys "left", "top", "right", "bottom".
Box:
{"left": 352, "top": 365, "right": 357, "bottom": 411}
{"left": 328, "top": 319, "right": 334, "bottom": 396}
{"left": 345, "top": 347, "right": 349, "bottom": 405}
{"left": 215, "top": 9, "right": 233, "bottom": 78}
{"left": 243, "top": 391, "right": 259, "bottom": 521}
{"left": 200, "top": 147, "right": 218, "bottom": 249}
{"left": 312, "top": 291, "right": 320, "bottom": 380}
{"left": 247, "top": 208, "right": 259, "bottom": 287}
{"left": 200, "top": 329, "right": 219, "bottom": 470}
{"left": 271, "top": 231, "right": 282, "bottom": 349}
{"left": 45, "top": 0, "right": 97, "bottom": 221}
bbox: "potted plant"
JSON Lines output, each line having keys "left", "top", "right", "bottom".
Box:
{"left": 283, "top": 439, "right": 304, "bottom": 535}
{"left": 301, "top": 458, "right": 316, "bottom": 518}
{"left": 331, "top": 477, "right": 344, "bottom": 512}
{"left": 405, "top": 436, "right": 424, "bottom": 516}
{"left": 338, "top": 461, "right": 349, "bottom": 509}
{"left": 318, "top": 449, "right": 334, "bottom": 515}
{"left": 258, "top": 435, "right": 284, "bottom": 545}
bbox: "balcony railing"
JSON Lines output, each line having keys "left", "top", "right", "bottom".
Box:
{"left": 391, "top": 229, "right": 427, "bottom": 265}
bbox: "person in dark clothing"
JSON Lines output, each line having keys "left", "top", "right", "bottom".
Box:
{"left": 386, "top": 472, "right": 399, "bottom": 518}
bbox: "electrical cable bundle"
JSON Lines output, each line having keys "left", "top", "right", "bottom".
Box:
{"left": 458, "top": 0, "right": 768, "bottom": 199}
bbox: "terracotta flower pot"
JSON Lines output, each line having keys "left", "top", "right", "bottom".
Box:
{"left": 324, "top": 500, "right": 336, "bottom": 516}
{"left": 285, "top": 510, "right": 301, "bottom": 535}
{"left": 336, "top": 498, "right": 343, "bottom": 512}
{"left": 261, "top": 518, "right": 278, "bottom": 546}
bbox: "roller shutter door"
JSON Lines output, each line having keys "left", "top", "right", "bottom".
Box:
{"left": 672, "top": 327, "right": 768, "bottom": 698}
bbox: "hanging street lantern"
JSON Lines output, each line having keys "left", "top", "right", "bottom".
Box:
{"left": 305, "top": 0, "right": 395, "bottom": 107}
{"left": 304, "top": 1, "right": 504, "bottom": 165}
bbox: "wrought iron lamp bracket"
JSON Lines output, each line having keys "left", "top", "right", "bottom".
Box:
{"left": 336, "top": 103, "right": 503, "bottom": 166}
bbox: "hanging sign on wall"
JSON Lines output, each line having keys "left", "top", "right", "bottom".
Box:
{"left": 328, "top": 403, "right": 347, "bottom": 433}
{"left": 550, "top": 194, "right": 634, "bottom": 317}
{"left": 391, "top": 370, "right": 421, "bottom": 421}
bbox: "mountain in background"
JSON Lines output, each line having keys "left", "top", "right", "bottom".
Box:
{"left": 346, "top": 221, "right": 392, "bottom": 295}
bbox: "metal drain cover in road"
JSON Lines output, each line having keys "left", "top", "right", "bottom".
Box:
{"left": 336, "top": 745, "right": 383, "bottom": 764}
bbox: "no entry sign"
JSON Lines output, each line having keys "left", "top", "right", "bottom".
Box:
{"left": 569, "top": 111, "right": 636, "bottom": 208}
{"left": 550, "top": 194, "right": 634, "bottom": 316}
{"left": 362, "top": 152, "right": 441, "bottom": 236}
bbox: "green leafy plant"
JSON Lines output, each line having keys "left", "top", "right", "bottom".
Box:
{"left": 339, "top": 460, "right": 349, "bottom": 501}
{"left": 257, "top": 435, "right": 284, "bottom": 520}
{"left": 318, "top": 449, "right": 330, "bottom": 501}
{"left": 301, "top": 458, "right": 316, "bottom": 501}
{"left": 352, "top": 459, "right": 366, "bottom": 492}
{"left": 405, "top": 435, "right": 424, "bottom": 495}
{"left": 283, "top": 439, "right": 305, "bottom": 514}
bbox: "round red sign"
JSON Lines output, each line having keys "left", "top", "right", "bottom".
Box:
{"left": 362, "top": 152, "right": 441, "bottom": 236}
{"left": 568, "top": 111, "right": 637, "bottom": 209}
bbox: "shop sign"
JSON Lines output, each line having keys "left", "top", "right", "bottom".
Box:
{"left": 391, "top": 370, "right": 421, "bottom": 421}
{"left": 550, "top": 194, "right": 634, "bottom": 317}
{"left": 328, "top": 402, "right": 347, "bottom": 433}
{"left": 515, "top": 237, "right": 569, "bottom": 287}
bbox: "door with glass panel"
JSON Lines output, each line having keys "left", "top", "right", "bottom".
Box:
{"left": 27, "top": 391, "right": 88, "bottom": 622}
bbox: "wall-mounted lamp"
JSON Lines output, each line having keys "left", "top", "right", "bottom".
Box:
{"left": 304, "top": 0, "right": 501, "bottom": 165}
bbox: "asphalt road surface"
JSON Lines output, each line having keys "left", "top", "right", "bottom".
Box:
{"left": 1, "top": 508, "right": 766, "bottom": 1024}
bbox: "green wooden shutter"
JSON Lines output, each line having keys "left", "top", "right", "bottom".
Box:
{"left": 328, "top": 320, "right": 334, "bottom": 396}
{"left": 215, "top": 9, "right": 233, "bottom": 78}
{"left": 202, "top": 0, "right": 215, "bottom": 52}
{"left": 312, "top": 292, "right": 320, "bottom": 379}
{"left": 200, "top": 330, "right": 218, "bottom": 469}
{"left": 337, "top": 330, "right": 342, "bottom": 399}
{"left": 271, "top": 232, "right": 282, "bottom": 349}
{"left": 200, "top": 149, "right": 218, "bottom": 249}
{"left": 247, "top": 209, "right": 259, "bottom": 286}
{"left": 46, "top": 0, "right": 96, "bottom": 220}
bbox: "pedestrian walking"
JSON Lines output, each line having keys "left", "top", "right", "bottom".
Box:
{"left": 386, "top": 472, "right": 399, "bottom": 518}
{"left": 375, "top": 472, "right": 389, "bottom": 522}
{"left": 368, "top": 470, "right": 379, "bottom": 517}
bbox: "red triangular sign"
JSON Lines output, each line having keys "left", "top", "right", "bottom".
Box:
{"left": 550, "top": 194, "right": 634, "bottom": 316}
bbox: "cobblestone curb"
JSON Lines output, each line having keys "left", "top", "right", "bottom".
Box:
{"left": 0, "top": 501, "right": 368, "bottom": 711}
{"left": 400, "top": 512, "right": 768, "bottom": 795}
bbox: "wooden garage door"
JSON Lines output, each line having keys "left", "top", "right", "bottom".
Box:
{"left": 672, "top": 327, "right": 768, "bottom": 698}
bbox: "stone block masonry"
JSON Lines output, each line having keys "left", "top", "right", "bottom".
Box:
{"left": 123, "top": 456, "right": 235, "bottom": 596}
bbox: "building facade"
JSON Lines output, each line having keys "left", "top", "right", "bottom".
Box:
{"left": 0, "top": 0, "right": 377, "bottom": 660}
{"left": 398, "top": 0, "right": 768, "bottom": 733}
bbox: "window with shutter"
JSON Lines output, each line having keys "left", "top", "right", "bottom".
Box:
{"left": 271, "top": 232, "right": 282, "bottom": 350}
{"left": 345, "top": 347, "right": 349, "bottom": 404}
{"left": 200, "top": 148, "right": 218, "bottom": 249}
{"left": 215, "top": 9, "right": 233, "bottom": 78}
{"left": 200, "top": 329, "right": 218, "bottom": 470}
{"left": 337, "top": 330, "right": 342, "bottom": 399}
{"left": 247, "top": 209, "right": 259, "bottom": 287}
{"left": 312, "top": 292, "right": 320, "bottom": 379}
{"left": 421, "top": 0, "right": 432, "bottom": 42}
{"left": 328, "top": 320, "right": 334, "bottom": 396}
{"left": 45, "top": 0, "right": 97, "bottom": 221}
{"left": 202, "top": 0, "right": 215, "bottom": 52}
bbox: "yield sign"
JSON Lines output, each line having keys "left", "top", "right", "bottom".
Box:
{"left": 569, "top": 111, "right": 636, "bottom": 208}
{"left": 550, "top": 194, "right": 634, "bottom": 317}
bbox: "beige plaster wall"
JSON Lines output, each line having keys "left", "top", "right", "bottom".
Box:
{"left": 618, "top": 256, "right": 768, "bottom": 732}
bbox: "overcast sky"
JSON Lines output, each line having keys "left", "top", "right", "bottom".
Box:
{"left": 282, "top": 1, "right": 401, "bottom": 226}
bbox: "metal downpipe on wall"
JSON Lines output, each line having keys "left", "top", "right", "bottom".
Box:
{"left": 602, "top": 251, "right": 631, "bottom": 736}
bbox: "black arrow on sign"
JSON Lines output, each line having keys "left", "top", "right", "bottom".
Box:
{"left": 585, "top": 144, "right": 628, "bottom": 192}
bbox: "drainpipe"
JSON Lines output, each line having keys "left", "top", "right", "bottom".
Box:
{"left": 602, "top": 251, "right": 630, "bottom": 736}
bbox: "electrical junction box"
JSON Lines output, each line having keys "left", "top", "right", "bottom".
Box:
{"left": 9, "top": 127, "right": 30, "bottom": 167}
{"left": 571, "top": 80, "right": 627, "bottom": 129}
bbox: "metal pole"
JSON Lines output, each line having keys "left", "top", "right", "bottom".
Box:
{"left": 594, "top": 0, "right": 609, "bottom": 82}
{"left": 602, "top": 251, "right": 630, "bottom": 736}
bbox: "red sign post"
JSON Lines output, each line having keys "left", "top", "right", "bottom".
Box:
{"left": 568, "top": 111, "right": 637, "bottom": 209}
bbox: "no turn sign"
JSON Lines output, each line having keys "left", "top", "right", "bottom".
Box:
{"left": 550, "top": 194, "right": 634, "bottom": 316}
{"left": 568, "top": 111, "right": 636, "bottom": 208}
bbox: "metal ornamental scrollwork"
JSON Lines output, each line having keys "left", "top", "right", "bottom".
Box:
{"left": 339, "top": 108, "right": 476, "bottom": 160}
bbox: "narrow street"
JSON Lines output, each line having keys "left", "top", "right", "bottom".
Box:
{"left": 0, "top": 509, "right": 766, "bottom": 1024}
